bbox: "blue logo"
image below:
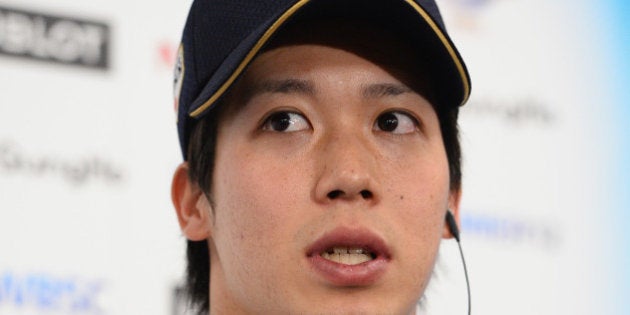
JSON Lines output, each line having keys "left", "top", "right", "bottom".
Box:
{"left": 0, "top": 271, "right": 104, "bottom": 314}
{"left": 461, "top": 211, "right": 561, "bottom": 250}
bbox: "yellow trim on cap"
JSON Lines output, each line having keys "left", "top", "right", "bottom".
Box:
{"left": 190, "top": 0, "right": 470, "bottom": 118}
{"left": 403, "top": 0, "right": 471, "bottom": 105}
{"left": 190, "top": 0, "right": 312, "bottom": 117}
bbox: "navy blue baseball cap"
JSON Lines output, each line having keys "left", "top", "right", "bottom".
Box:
{"left": 173, "top": 0, "right": 471, "bottom": 160}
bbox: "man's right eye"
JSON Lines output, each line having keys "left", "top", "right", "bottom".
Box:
{"left": 262, "top": 111, "right": 310, "bottom": 132}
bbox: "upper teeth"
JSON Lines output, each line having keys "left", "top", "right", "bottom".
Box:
{"left": 320, "top": 247, "right": 374, "bottom": 265}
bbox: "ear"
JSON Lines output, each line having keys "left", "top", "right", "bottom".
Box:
{"left": 171, "top": 162, "right": 213, "bottom": 241}
{"left": 442, "top": 188, "right": 462, "bottom": 239}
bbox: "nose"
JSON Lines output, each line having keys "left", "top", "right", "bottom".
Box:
{"left": 313, "top": 133, "right": 379, "bottom": 204}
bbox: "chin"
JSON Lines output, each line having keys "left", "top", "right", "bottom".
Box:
{"left": 283, "top": 288, "right": 419, "bottom": 315}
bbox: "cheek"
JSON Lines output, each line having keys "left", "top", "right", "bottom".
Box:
{"left": 208, "top": 146, "right": 313, "bottom": 303}
{"left": 365, "top": 148, "right": 450, "bottom": 294}
{"left": 211, "top": 146, "right": 309, "bottom": 257}
{"left": 386, "top": 149, "right": 450, "bottom": 247}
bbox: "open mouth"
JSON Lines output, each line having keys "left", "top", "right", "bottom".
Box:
{"left": 320, "top": 246, "right": 376, "bottom": 265}
{"left": 306, "top": 227, "right": 390, "bottom": 286}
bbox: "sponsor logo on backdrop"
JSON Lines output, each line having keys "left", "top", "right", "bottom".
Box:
{"left": 462, "top": 211, "right": 561, "bottom": 249}
{"left": 0, "top": 140, "right": 124, "bottom": 186}
{"left": 0, "top": 271, "right": 104, "bottom": 314}
{"left": 442, "top": 0, "right": 507, "bottom": 30}
{"left": 157, "top": 40, "right": 177, "bottom": 69}
{"left": 463, "top": 96, "right": 556, "bottom": 126}
{"left": 453, "top": 0, "right": 501, "bottom": 7}
{"left": 0, "top": 5, "right": 110, "bottom": 69}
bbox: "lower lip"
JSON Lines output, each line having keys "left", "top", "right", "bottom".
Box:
{"left": 308, "top": 254, "right": 389, "bottom": 286}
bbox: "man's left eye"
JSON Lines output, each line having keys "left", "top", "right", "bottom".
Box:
{"left": 373, "top": 111, "right": 418, "bottom": 134}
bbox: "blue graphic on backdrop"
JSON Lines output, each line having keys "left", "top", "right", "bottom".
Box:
{"left": 0, "top": 271, "right": 104, "bottom": 314}
{"left": 461, "top": 211, "right": 560, "bottom": 250}
{"left": 608, "top": 1, "right": 630, "bottom": 315}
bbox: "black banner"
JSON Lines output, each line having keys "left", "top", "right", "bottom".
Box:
{"left": 0, "top": 5, "right": 110, "bottom": 69}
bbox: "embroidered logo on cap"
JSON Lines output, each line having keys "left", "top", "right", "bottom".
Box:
{"left": 173, "top": 44, "right": 185, "bottom": 115}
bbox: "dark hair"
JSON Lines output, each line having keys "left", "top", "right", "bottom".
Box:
{"left": 184, "top": 103, "right": 222, "bottom": 314}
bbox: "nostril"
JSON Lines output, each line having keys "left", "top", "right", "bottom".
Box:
{"left": 327, "top": 190, "right": 343, "bottom": 199}
{"left": 326, "top": 189, "right": 373, "bottom": 200}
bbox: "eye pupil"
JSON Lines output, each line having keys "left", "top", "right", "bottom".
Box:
{"left": 270, "top": 112, "right": 291, "bottom": 131}
{"left": 377, "top": 113, "right": 399, "bottom": 132}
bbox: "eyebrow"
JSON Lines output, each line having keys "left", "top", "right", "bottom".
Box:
{"left": 362, "top": 83, "right": 412, "bottom": 98}
{"left": 241, "top": 80, "right": 412, "bottom": 106}
{"left": 253, "top": 79, "right": 316, "bottom": 96}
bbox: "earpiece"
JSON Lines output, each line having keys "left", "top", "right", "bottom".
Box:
{"left": 445, "top": 209, "right": 460, "bottom": 242}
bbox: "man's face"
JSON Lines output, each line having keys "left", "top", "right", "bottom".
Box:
{"left": 201, "top": 24, "right": 459, "bottom": 314}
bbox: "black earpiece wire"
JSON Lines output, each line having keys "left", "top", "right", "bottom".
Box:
{"left": 446, "top": 210, "right": 471, "bottom": 315}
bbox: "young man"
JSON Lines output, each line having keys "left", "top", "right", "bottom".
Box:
{"left": 171, "top": 0, "right": 471, "bottom": 314}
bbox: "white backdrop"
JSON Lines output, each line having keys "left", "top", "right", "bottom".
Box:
{"left": 0, "top": 1, "right": 627, "bottom": 314}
